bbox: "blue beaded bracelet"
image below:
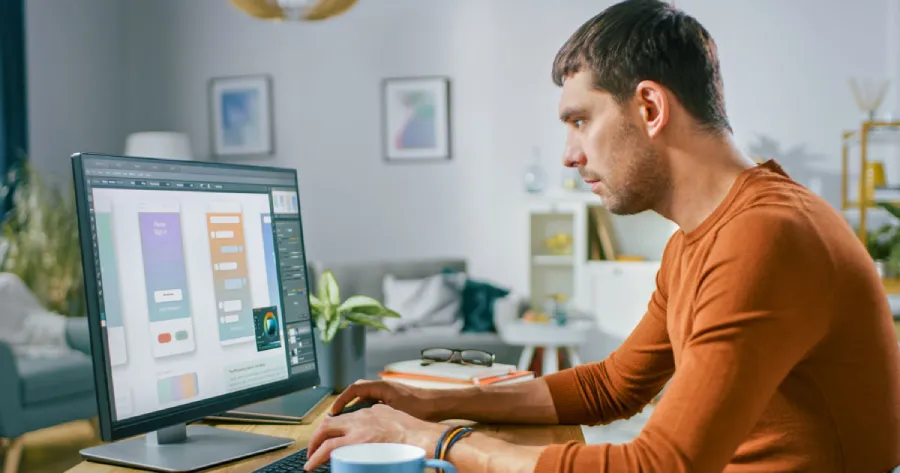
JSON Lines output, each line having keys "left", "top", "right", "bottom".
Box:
{"left": 434, "top": 426, "right": 468, "bottom": 473}
{"left": 434, "top": 425, "right": 461, "bottom": 461}
{"left": 443, "top": 426, "right": 474, "bottom": 459}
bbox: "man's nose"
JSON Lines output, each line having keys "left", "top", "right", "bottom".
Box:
{"left": 562, "top": 143, "right": 586, "bottom": 168}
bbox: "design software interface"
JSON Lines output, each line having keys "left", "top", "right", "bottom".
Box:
{"left": 82, "top": 156, "right": 315, "bottom": 421}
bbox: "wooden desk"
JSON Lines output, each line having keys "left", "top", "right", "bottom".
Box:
{"left": 65, "top": 397, "right": 584, "bottom": 473}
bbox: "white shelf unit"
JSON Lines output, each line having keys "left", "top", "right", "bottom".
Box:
{"left": 527, "top": 198, "right": 586, "bottom": 312}
{"left": 531, "top": 255, "right": 575, "bottom": 266}
{"left": 526, "top": 191, "right": 678, "bottom": 341}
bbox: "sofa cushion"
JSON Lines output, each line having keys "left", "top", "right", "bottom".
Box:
{"left": 16, "top": 350, "right": 95, "bottom": 406}
{"left": 459, "top": 278, "right": 510, "bottom": 333}
{"left": 382, "top": 272, "right": 465, "bottom": 332}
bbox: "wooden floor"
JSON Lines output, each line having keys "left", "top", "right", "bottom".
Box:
{"left": 3, "top": 420, "right": 100, "bottom": 473}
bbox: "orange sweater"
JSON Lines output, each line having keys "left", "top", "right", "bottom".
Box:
{"left": 536, "top": 160, "right": 900, "bottom": 472}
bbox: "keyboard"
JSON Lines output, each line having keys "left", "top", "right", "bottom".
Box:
{"left": 252, "top": 448, "right": 330, "bottom": 473}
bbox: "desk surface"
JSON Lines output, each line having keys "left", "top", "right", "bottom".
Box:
{"left": 66, "top": 396, "right": 584, "bottom": 473}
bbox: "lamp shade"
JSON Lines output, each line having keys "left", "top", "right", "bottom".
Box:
{"left": 125, "top": 132, "right": 193, "bottom": 160}
{"left": 230, "top": 0, "right": 358, "bottom": 21}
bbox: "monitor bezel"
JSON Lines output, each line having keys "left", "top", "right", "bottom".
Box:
{"left": 71, "top": 152, "right": 321, "bottom": 441}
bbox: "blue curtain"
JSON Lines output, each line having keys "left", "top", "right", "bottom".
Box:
{"left": 0, "top": 0, "right": 28, "bottom": 216}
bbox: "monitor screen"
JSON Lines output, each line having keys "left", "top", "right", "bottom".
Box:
{"left": 73, "top": 153, "right": 319, "bottom": 435}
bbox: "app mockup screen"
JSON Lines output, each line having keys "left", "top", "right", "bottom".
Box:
{"left": 81, "top": 157, "right": 315, "bottom": 421}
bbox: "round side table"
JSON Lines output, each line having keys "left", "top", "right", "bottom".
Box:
{"left": 497, "top": 318, "right": 593, "bottom": 375}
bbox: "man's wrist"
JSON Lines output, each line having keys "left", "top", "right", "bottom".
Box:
{"left": 408, "top": 421, "right": 448, "bottom": 459}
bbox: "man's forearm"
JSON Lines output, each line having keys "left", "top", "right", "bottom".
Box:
{"left": 444, "top": 432, "right": 544, "bottom": 473}
{"left": 411, "top": 424, "right": 544, "bottom": 473}
{"left": 436, "top": 378, "right": 559, "bottom": 424}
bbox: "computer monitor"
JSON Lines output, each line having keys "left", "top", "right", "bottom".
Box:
{"left": 71, "top": 152, "right": 321, "bottom": 472}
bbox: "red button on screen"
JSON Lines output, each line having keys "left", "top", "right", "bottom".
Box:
{"left": 158, "top": 333, "right": 172, "bottom": 343}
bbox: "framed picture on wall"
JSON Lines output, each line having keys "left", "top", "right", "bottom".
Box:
{"left": 208, "top": 74, "right": 274, "bottom": 158}
{"left": 381, "top": 76, "right": 451, "bottom": 162}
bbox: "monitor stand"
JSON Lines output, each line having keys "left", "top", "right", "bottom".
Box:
{"left": 80, "top": 423, "right": 294, "bottom": 472}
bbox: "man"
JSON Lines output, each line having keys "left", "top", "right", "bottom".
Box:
{"left": 304, "top": 0, "right": 900, "bottom": 471}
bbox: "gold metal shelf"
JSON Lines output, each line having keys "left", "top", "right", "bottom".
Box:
{"left": 840, "top": 120, "right": 900, "bottom": 242}
{"left": 845, "top": 200, "right": 900, "bottom": 207}
{"left": 884, "top": 278, "right": 900, "bottom": 295}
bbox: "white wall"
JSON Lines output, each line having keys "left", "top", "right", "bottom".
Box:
{"left": 683, "top": 0, "right": 890, "bottom": 201}
{"left": 888, "top": 0, "right": 900, "bottom": 118}
{"left": 26, "top": 0, "right": 126, "bottom": 185}
{"left": 26, "top": 0, "right": 898, "bottom": 295}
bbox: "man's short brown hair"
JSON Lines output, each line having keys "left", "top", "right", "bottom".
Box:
{"left": 552, "top": 0, "right": 730, "bottom": 133}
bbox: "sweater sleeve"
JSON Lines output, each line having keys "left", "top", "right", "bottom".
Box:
{"left": 533, "top": 209, "right": 833, "bottom": 473}
{"left": 542, "top": 280, "right": 675, "bottom": 425}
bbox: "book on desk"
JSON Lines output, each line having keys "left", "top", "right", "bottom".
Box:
{"left": 379, "top": 360, "right": 534, "bottom": 389}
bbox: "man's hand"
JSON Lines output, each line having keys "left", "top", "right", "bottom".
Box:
{"left": 304, "top": 403, "right": 444, "bottom": 471}
{"left": 331, "top": 377, "right": 560, "bottom": 425}
{"left": 329, "top": 380, "right": 446, "bottom": 421}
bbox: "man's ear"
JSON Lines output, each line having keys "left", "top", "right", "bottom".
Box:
{"left": 635, "top": 80, "right": 668, "bottom": 138}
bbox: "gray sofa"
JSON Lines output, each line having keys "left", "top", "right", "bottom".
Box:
{"left": 0, "top": 317, "right": 97, "bottom": 473}
{"left": 308, "top": 259, "right": 523, "bottom": 380}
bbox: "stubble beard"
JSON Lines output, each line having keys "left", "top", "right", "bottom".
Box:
{"left": 604, "top": 123, "right": 669, "bottom": 216}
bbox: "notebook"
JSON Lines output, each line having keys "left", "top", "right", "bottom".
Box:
{"left": 383, "top": 359, "right": 517, "bottom": 383}
{"left": 204, "top": 385, "right": 333, "bottom": 424}
{"left": 379, "top": 370, "right": 534, "bottom": 389}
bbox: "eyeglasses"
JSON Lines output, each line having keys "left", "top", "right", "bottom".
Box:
{"left": 420, "top": 348, "right": 495, "bottom": 367}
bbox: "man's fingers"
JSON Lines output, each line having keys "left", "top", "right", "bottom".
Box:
{"left": 304, "top": 436, "right": 352, "bottom": 471}
{"left": 306, "top": 418, "right": 345, "bottom": 457}
{"left": 330, "top": 380, "right": 377, "bottom": 415}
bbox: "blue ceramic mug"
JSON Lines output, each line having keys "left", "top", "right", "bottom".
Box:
{"left": 330, "top": 443, "right": 456, "bottom": 473}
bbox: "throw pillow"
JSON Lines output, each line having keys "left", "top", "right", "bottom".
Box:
{"left": 441, "top": 269, "right": 510, "bottom": 333}
{"left": 382, "top": 272, "right": 465, "bottom": 332}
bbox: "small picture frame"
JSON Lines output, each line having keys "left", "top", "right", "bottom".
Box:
{"left": 208, "top": 75, "right": 274, "bottom": 158}
{"left": 381, "top": 76, "right": 451, "bottom": 162}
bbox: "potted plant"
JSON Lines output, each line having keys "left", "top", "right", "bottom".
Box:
{"left": 0, "top": 161, "right": 85, "bottom": 318}
{"left": 308, "top": 270, "right": 400, "bottom": 391}
{"left": 860, "top": 202, "right": 900, "bottom": 278}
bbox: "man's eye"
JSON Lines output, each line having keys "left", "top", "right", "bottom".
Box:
{"left": 572, "top": 119, "right": 584, "bottom": 128}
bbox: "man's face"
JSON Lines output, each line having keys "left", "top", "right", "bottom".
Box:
{"left": 558, "top": 71, "right": 669, "bottom": 215}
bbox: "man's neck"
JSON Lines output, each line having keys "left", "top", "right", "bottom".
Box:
{"left": 655, "top": 133, "right": 756, "bottom": 233}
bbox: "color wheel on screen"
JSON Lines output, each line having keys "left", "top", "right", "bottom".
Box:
{"left": 253, "top": 305, "right": 282, "bottom": 352}
{"left": 264, "top": 311, "right": 277, "bottom": 335}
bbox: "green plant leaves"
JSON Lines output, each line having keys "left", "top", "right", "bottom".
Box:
{"left": 318, "top": 270, "right": 340, "bottom": 306}
{"left": 337, "top": 295, "right": 382, "bottom": 314}
{"left": 324, "top": 314, "right": 342, "bottom": 343}
{"left": 315, "top": 311, "right": 328, "bottom": 335}
{"left": 0, "top": 161, "right": 85, "bottom": 317}
{"left": 308, "top": 268, "right": 403, "bottom": 343}
{"left": 878, "top": 202, "right": 900, "bottom": 220}
{"left": 324, "top": 303, "right": 337, "bottom": 323}
{"left": 380, "top": 308, "right": 402, "bottom": 318}
{"left": 344, "top": 312, "right": 389, "bottom": 331}
{"left": 309, "top": 293, "right": 325, "bottom": 314}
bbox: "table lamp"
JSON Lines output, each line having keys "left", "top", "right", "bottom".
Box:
{"left": 124, "top": 132, "right": 194, "bottom": 160}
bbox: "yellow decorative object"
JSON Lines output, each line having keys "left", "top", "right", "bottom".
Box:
{"left": 615, "top": 255, "right": 646, "bottom": 262}
{"left": 544, "top": 232, "right": 573, "bottom": 255}
{"left": 548, "top": 293, "right": 567, "bottom": 303}
{"left": 522, "top": 309, "right": 550, "bottom": 323}
{"left": 841, "top": 119, "right": 900, "bottom": 243}
{"left": 230, "top": 0, "right": 358, "bottom": 21}
{"left": 866, "top": 161, "right": 886, "bottom": 202}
